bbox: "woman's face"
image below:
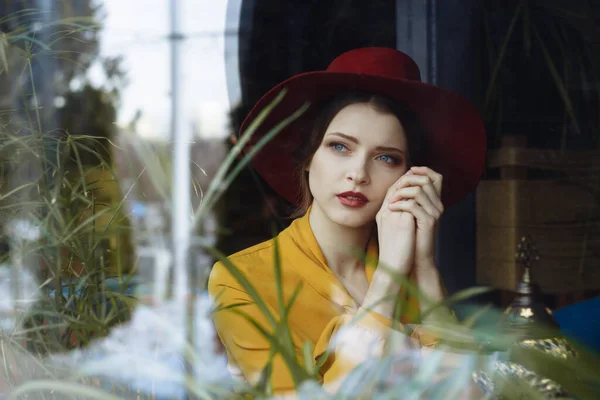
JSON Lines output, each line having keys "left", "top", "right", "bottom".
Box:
{"left": 307, "top": 102, "right": 409, "bottom": 229}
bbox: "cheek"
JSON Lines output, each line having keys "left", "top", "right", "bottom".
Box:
{"left": 306, "top": 152, "right": 328, "bottom": 178}
{"left": 307, "top": 156, "right": 335, "bottom": 196}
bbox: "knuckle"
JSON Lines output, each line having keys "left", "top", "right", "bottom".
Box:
{"left": 425, "top": 215, "right": 436, "bottom": 226}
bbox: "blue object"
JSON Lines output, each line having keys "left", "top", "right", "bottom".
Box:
{"left": 554, "top": 296, "right": 600, "bottom": 354}
{"left": 47, "top": 276, "right": 138, "bottom": 298}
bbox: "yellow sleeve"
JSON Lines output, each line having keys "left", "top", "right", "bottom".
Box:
{"left": 313, "top": 306, "right": 439, "bottom": 392}
{"left": 210, "top": 292, "right": 299, "bottom": 393}
{"left": 209, "top": 262, "right": 439, "bottom": 396}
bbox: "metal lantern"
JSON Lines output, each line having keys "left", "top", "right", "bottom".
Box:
{"left": 475, "top": 235, "right": 578, "bottom": 399}
{"left": 500, "top": 235, "right": 559, "bottom": 337}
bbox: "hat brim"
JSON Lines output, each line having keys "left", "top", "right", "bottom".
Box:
{"left": 240, "top": 71, "right": 486, "bottom": 208}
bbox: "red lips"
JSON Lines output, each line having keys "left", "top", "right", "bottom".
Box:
{"left": 337, "top": 191, "right": 369, "bottom": 201}
{"left": 337, "top": 192, "right": 368, "bottom": 208}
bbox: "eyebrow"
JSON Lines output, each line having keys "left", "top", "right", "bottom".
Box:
{"left": 327, "top": 132, "right": 405, "bottom": 154}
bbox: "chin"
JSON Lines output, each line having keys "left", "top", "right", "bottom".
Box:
{"left": 328, "top": 205, "right": 377, "bottom": 229}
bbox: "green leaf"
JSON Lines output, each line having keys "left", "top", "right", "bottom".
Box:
{"left": 533, "top": 24, "right": 582, "bottom": 137}
{"left": 255, "top": 357, "right": 274, "bottom": 397}
{"left": 483, "top": 0, "right": 524, "bottom": 115}
{"left": 205, "top": 247, "right": 277, "bottom": 329}
{"left": 0, "top": 181, "right": 36, "bottom": 200}
{"left": 230, "top": 308, "right": 309, "bottom": 387}
{"left": 461, "top": 304, "right": 493, "bottom": 329}
{"left": 193, "top": 89, "right": 290, "bottom": 225}
{"left": 58, "top": 207, "right": 112, "bottom": 245}
{"left": 419, "top": 286, "right": 493, "bottom": 322}
{"left": 212, "top": 301, "right": 252, "bottom": 313}
{"left": 8, "top": 380, "right": 125, "bottom": 400}
{"left": 9, "top": 34, "right": 51, "bottom": 50}
{"left": 302, "top": 341, "right": 316, "bottom": 377}
{"left": 0, "top": 32, "right": 9, "bottom": 73}
{"left": 273, "top": 235, "right": 286, "bottom": 318}
{"left": 284, "top": 283, "right": 304, "bottom": 313}
{"left": 212, "top": 101, "right": 309, "bottom": 213}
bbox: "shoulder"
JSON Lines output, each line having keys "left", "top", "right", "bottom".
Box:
{"left": 229, "top": 238, "right": 277, "bottom": 263}
{"left": 207, "top": 237, "right": 276, "bottom": 292}
{"left": 207, "top": 218, "right": 303, "bottom": 296}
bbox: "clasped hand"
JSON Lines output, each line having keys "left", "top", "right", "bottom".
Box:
{"left": 376, "top": 166, "right": 444, "bottom": 275}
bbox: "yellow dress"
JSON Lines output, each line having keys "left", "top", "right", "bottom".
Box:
{"left": 208, "top": 208, "right": 439, "bottom": 394}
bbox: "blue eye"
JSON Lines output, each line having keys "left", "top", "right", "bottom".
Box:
{"left": 329, "top": 142, "right": 347, "bottom": 152}
{"left": 378, "top": 154, "right": 398, "bottom": 164}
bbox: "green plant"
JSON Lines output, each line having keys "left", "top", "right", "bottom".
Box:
{"left": 1, "top": 4, "right": 599, "bottom": 400}
{"left": 0, "top": 5, "right": 138, "bottom": 395}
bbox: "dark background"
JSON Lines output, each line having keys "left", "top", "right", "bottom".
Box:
{"left": 220, "top": 0, "right": 600, "bottom": 312}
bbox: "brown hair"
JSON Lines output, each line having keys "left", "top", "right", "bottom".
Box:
{"left": 289, "top": 91, "right": 427, "bottom": 218}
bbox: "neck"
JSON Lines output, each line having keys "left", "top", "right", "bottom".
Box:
{"left": 308, "top": 205, "right": 373, "bottom": 278}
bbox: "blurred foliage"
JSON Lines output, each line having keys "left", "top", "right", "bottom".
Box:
{"left": 0, "top": 2, "right": 597, "bottom": 399}
{"left": 204, "top": 244, "right": 600, "bottom": 399}
{"left": 0, "top": 0, "right": 134, "bottom": 365}
{"left": 0, "top": 0, "right": 101, "bottom": 115}
{"left": 215, "top": 102, "right": 292, "bottom": 258}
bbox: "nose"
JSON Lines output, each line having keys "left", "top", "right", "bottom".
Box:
{"left": 345, "top": 157, "right": 370, "bottom": 185}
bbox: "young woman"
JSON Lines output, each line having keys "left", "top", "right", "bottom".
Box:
{"left": 208, "top": 47, "right": 486, "bottom": 394}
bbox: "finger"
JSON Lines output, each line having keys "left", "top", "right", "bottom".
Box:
{"left": 384, "top": 183, "right": 397, "bottom": 203}
{"left": 411, "top": 166, "right": 442, "bottom": 198}
{"left": 386, "top": 172, "right": 411, "bottom": 202}
{"left": 409, "top": 166, "right": 443, "bottom": 198}
{"left": 396, "top": 174, "right": 444, "bottom": 214}
{"left": 388, "top": 186, "right": 442, "bottom": 219}
{"left": 389, "top": 199, "right": 436, "bottom": 228}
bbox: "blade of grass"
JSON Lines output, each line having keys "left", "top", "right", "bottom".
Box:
{"left": 203, "top": 101, "right": 310, "bottom": 215}
{"left": 284, "top": 283, "right": 304, "bottom": 313}
{"left": 302, "top": 341, "right": 316, "bottom": 377}
{"left": 533, "top": 24, "right": 581, "bottom": 136}
{"left": 194, "top": 89, "right": 301, "bottom": 224}
{"left": 205, "top": 247, "right": 277, "bottom": 329}
{"left": 419, "top": 287, "right": 493, "bottom": 322}
{"left": 0, "top": 182, "right": 36, "bottom": 200}
{"left": 0, "top": 32, "right": 8, "bottom": 73}
{"left": 212, "top": 301, "right": 252, "bottom": 313}
{"left": 313, "top": 290, "right": 402, "bottom": 371}
{"left": 58, "top": 207, "right": 112, "bottom": 245}
{"left": 8, "top": 380, "right": 125, "bottom": 400}
{"left": 272, "top": 234, "right": 286, "bottom": 319}
{"left": 461, "top": 304, "right": 493, "bottom": 329}
{"left": 484, "top": 0, "right": 524, "bottom": 113}
{"left": 230, "top": 308, "right": 309, "bottom": 387}
{"left": 9, "top": 34, "right": 52, "bottom": 51}
{"left": 254, "top": 352, "right": 275, "bottom": 397}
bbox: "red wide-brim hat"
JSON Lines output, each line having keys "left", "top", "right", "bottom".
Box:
{"left": 240, "top": 47, "right": 486, "bottom": 208}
